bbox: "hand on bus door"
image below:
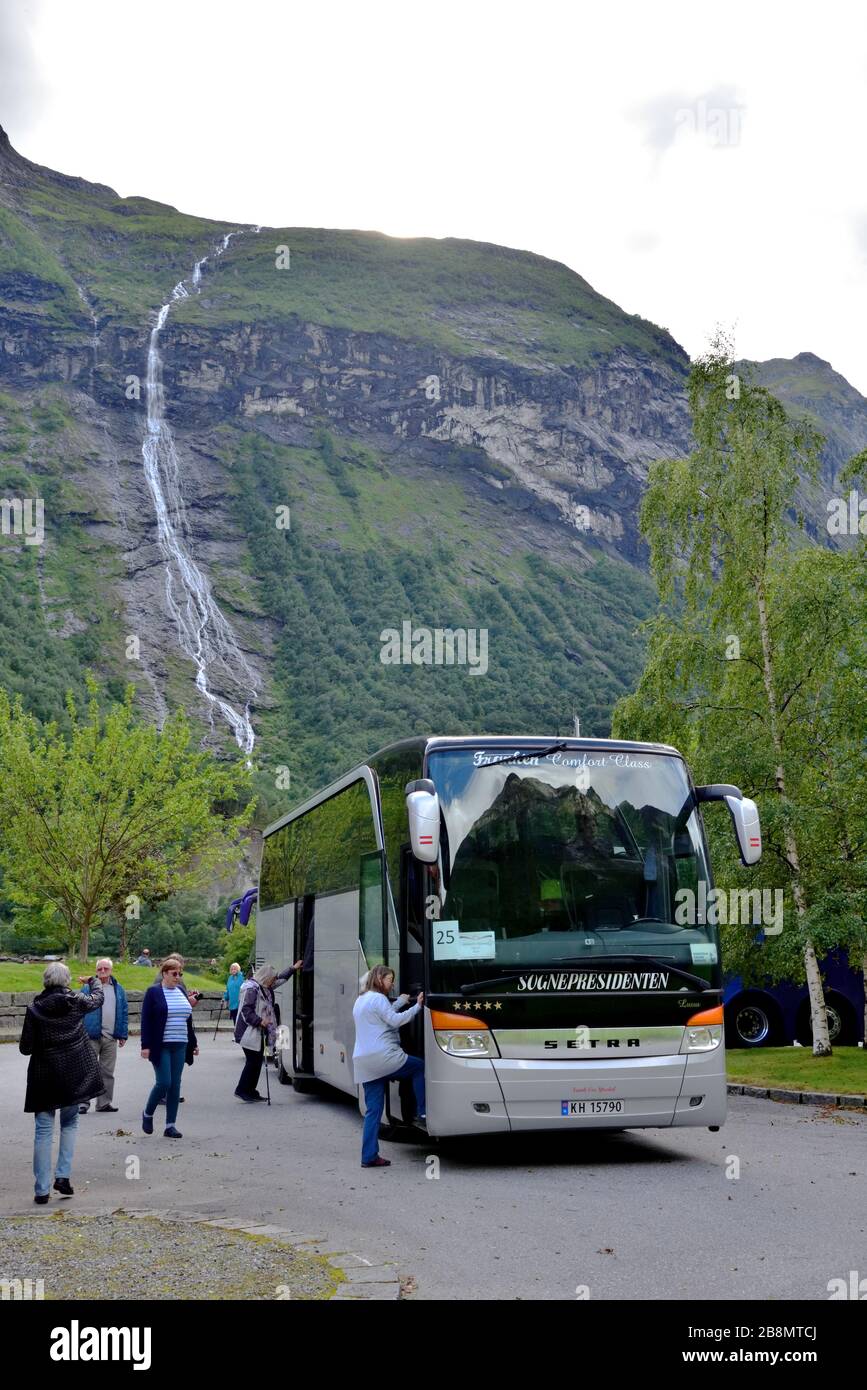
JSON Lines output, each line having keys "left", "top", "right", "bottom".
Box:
{"left": 293, "top": 959, "right": 303, "bottom": 971}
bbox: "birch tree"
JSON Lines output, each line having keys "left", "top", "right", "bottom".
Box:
{"left": 613, "top": 339, "right": 865, "bottom": 1056}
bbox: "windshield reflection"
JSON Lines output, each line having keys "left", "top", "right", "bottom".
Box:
{"left": 427, "top": 747, "right": 718, "bottom": 984}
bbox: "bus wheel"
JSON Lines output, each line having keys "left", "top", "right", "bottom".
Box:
{"left": 796, "top": 996, "right": 857, "bottom": 1047}
{"left": 727, "top": 996, "right": 779, "bottom": 1047}
{"left": 276, "top": 1055, "right": 292, "bottom": 1086}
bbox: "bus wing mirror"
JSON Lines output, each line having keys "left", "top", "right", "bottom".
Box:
{"left": 725, "top": 794, "right": 762, "bottom": 867}
{"left": 405, "top": 779, "right": 440, "bottom": 863}
{"left": 695, "top": 785, "right": 762, "bottom": 866}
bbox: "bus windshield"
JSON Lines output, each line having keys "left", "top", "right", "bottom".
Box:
{"left": 426, "top": 746, "right": 720, "bottom": 993}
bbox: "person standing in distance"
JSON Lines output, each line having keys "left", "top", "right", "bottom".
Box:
{"left": 79, "top": 958, "right": 128, "bottom": 1113}
{"left": 352, "top": 966, "right": 424, "bottom": 1168}
{"left": 223, "top": 962, "right": 245, "bottom": 1024}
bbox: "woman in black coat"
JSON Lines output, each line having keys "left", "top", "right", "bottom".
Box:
{"left": 20, "top": 961, "right": 104, "bottom": 1204}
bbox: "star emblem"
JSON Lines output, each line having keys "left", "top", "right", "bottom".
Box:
{"left": 473, "top": 1001, "right": 482, "bottom": 1011}
{"left": 464, "top": 1001, "right": 473, "bottom": 1011}
{"left": 452, "top": 1003, "right": 462, "bottom": 1012}
{"left": 494, "top": 1001, "right": 503, "bottom": 1010}
{"left": 484, "top": 1001, "right": 492, "bottom": 1011}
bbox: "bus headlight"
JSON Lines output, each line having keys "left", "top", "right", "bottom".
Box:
{"left": 434, "top": 1029, "right": 500, "bottom": 1058}
{"left": 680, "top": 1024, "right": 723, "bottom": 1053}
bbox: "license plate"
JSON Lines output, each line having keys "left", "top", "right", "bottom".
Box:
{"left": 561, "top": 1100, "right": 623, "bottom": 1116}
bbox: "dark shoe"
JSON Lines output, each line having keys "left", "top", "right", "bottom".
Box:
{"left": 78, "top": 1104, "right": 89, "bottom": 1114}
{"left": 362, "top": 1157, "right": 391, "bottom": 1168}
{"left": 53, "top": 1177, "right": 74, "bottom": 1197}
{"left": 163, "top": 1126, "right": 183, "bottom": 1139}
{"left": 234, "top": 1088, "right": 258, "bottom": 1102}
{"left": 34, "top": 1193, "right": 50, "bottom": 1205}
{"left": 142, "top": 1111, "right": 154, "bottom": 1135}
{"left": 96, "top": 1104, "right": 118, "bottom": 1113}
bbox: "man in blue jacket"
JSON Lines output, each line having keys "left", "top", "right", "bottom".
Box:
{"left": 79, "top": 959, "right": 129, "bottom": 1113}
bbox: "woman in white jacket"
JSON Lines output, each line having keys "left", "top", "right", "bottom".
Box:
{"left": 352, "top": 964, "right": 425, "bottom": 1168}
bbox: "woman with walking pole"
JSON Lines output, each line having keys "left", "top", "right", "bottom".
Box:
{"left": 234, "top": 960, "right": 301, "bottom": 1102}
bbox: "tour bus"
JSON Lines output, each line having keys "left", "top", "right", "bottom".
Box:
{"left": 724, "top": 949, "right": 863, "bottom": 1048}
{"left": 257, "top": 736, "right": 762, "bottom": 1137}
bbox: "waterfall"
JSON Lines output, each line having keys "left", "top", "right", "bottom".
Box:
{"left": 76, "top": 284, "right": 100, "bottom": 391}
{"left": 141, "top": 229, "right": 260, "bottom": 754}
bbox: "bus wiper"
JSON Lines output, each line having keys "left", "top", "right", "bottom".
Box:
{"left": 498, "top": 741, "right": 569, "bottom": 765}
{"left": 458, "top": 973, "right": 524, "bottom": 995}
{"left": 549, "top": 954, "right": 716, "bottom": 993}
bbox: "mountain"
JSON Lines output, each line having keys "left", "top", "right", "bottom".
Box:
{"left": 1, "top": 126, "right": 865, "bottom": 819}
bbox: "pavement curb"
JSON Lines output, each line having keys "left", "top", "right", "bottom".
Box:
{"left": 728, "top": 1083, "right": 867, "bottom": 1110}
{"left": 123, "top": 1209, "right": 402, "bottom": 1300}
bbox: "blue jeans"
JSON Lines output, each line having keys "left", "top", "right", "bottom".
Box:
{"left": 145, "top": 1042, "right": 186, "bottom": 1126}
{"left": 33, "top": 1106, "right": 79, "bottom": 1197}
{"left": 361, "top": 1056, "right": 425, "bottom": 1165}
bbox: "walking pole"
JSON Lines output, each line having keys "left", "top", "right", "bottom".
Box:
{"left": 263, "top": 1030, "right": 271, "bottom": 1106}
{"left": 212, "top": 997, "right": 224, "bottom": 1043}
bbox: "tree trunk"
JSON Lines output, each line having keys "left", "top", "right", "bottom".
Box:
{"left": 78, "top": 909, "right": 91, "bottom": 962}
{"left": 863, "top": 950, "right": 867, "bottom": 1048}
{"left": 755, "top": 580, "right": 831, "bottom": 1055}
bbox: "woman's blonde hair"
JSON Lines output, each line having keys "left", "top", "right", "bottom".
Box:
{"left": 160, "top": 957, "right": 183, "bottom": 977}
{"left": 361, "top": 964, "right": 395, "bottom": 995}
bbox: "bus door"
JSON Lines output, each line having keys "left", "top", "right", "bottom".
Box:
{"left": 294, "top": 894, "right": 315, "bottom": 1077}
{"left": 387, "top": 846, "right": 426, "bottom": 1125}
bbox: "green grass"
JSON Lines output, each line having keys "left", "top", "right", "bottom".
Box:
{"left": 727, "top": 1046, "right": 867, "bottom": 1096}
{"left": 0, "top": 961, "right": 221, "bottom": 992}
{"left": 171, "top": 227, "right": 688, "bottom": 370}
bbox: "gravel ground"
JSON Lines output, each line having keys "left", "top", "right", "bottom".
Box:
{"left": 0, "top": 1212, "right": 337, "bottom": 1300}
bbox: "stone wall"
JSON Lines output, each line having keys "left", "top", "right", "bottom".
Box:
{"left": 0, "top": 991, "right": 233, "bottom": 1042}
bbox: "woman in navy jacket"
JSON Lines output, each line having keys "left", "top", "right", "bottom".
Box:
{"left": 140, "top": 958, "right": 198, "bottom": 1138}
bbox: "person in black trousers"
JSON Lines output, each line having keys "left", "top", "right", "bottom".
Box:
{"left": 233, "top": 960, "right": 300, "bottom": 1101}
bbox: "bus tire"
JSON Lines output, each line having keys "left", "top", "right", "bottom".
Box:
{"left": 725, "top": 994, "right": 781, "bottom": 1048}
{"left": 796, "top": 995, "right": 857, "bottom": 1047}
{"left": 276, "top": 1055, "right": 292, "bottom": 1085}
{"left": 291, "top": 1076, "right": 320, "bottom": 1094}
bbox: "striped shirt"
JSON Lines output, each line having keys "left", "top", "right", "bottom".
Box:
{"left": 161, "top": 985, "right": 192, "bottom": 1042}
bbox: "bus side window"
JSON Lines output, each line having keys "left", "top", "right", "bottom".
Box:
{"left": 360, "top": 851, "right": 386, "bottom": 968}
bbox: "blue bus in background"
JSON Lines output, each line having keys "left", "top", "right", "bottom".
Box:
{"left": 724, "top": 949, "right": 864, "bottom": 1048}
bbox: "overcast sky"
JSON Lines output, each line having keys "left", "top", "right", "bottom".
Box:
{"left": 3, "top": 0, "right": 866, "bottom": 392}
